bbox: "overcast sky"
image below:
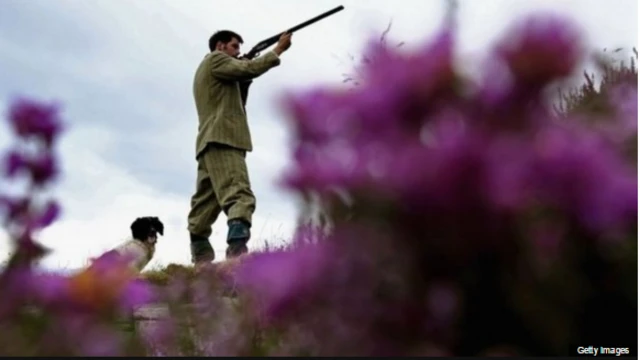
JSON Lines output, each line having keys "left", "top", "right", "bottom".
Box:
{"left": 0, "top": 0, "right": 637, "bottom": 270}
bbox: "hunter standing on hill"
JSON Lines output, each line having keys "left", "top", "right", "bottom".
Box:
{"left": 187, "top": 30, "right": 292, "bottom": 265}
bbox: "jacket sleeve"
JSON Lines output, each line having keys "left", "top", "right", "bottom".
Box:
{"left": 210, "top": 50, "right": 281, "bottom": 81}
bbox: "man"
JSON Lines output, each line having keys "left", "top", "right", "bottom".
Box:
{"left": 187, "top": 29, "right": 292, "bottom": 265}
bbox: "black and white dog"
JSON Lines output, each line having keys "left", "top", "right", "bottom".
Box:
{"left": 109, "top": 216, "right": 164, "bottom": 272}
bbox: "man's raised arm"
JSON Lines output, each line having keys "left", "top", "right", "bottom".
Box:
{"left": 210, "top": 51, "right": 281, "bottom": 82}
{"left": 210, "top": 32, "right": 292, "bottom": 82}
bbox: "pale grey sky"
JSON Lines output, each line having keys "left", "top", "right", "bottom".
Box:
{"left": 0, "top": 0, "right": 637, "bottom": 270}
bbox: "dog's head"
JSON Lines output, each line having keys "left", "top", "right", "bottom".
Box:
{"left": 130, "top": 216, "right": 164, "bottom": 244}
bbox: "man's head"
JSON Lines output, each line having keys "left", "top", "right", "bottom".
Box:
{"left": 209, "top": 30, "right": 243, "bottom": 58}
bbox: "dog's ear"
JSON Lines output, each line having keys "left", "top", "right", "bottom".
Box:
{"left": 130, "top": 217, "right": 150, "bottom": 241}
{"left": 152, "top": 217, "right": 164, "bottom": 236}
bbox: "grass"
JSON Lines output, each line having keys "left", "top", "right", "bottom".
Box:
{"left": 139, "top": 234, "right": 302, "bottom": 288}
{"left": 132, "top": 236, "right": 313, "bottom": 355}
{"left": 555, "top": 47, "right": 638, "bottom": 116}
{"left": 141, "top": 263, "right": 198, "bottom": 287}
{"left": 134, "top": 258, "right": 280, "bottom": 356}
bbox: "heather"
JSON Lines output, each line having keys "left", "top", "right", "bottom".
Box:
{"left": 0, "top": 9, "right": 637, "bottom": 357}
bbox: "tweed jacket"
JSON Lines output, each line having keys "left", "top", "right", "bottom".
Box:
{"left": 193, "top": 50, "right": 281, "bottom": 158}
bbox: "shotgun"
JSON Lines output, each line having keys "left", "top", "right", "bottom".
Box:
{"left": 240, "top": 5, "right": 345, "bottom": 60}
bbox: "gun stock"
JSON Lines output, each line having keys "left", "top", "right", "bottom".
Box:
{"left": 241, "top": 5, "right": 345, "bottom": 59}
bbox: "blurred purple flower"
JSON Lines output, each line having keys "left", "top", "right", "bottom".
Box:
{"left": 271, "top": 10, "right": 637, "bottom": 355}
{"left": 234, "top": 242, "right": 333, "bottom": 320}
{"left": 3, "top": 151, "right": 58, "bottom": 186}
{"left": 281, "top": 25, "right": 456, "bottom": 151}
{"left": 0, "top": 266, "right": 33, "bottom": 318}
{"left": 475, "top": 57, "right": 516, "bottom": 111}
{"left": 31, "top": 200, "right": 61, "bottom": 230}
{"left": 4, "top": 150, "right": 26, "bottom": 177}
{"left": 28, "top": 152, "right": 58, "bottom": 185}
{"left": 481, "top": 136, "right": 535, "bottom": 212}
{"left": 531, "top": 125, "right": 637, "bottom": 235}
{"left": 29, "top": 271, "right": 70, "bottom": 308}
{"left": 0, "top": 195, "right": 30, "bottom": 224}
{"left": 118, "top": 278, "right": 156, "bottom": 312}
{"left": 494, "top": 13, "right": 584, "bottom": 87}
{"left": 361, "top": 26, "right": 456, "bottom": 104}
{"left": 67, "top": 250, "right": 156, "bottom": 313}
{"left": 7, "top": 97, "right": 64, "bottom": 146}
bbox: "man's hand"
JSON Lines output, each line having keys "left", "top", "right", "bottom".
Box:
{"left": 273, "top": 32, "right": 292, "bottom": 56}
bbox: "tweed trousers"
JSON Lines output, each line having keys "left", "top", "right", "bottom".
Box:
{"left": 187, "top": 143, "right": 255, "bottom": 239}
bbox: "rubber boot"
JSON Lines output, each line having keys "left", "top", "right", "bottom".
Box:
{"left": 190, "top": 233, "right": 214, "bottom": 264}
{"left": 226, "top": 219, "right": 250, "bottom": 259}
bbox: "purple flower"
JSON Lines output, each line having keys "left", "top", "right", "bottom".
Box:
{"left": 481, "top": 136, "right": 535, "bottom": 212}
{"left": 494, "top": 12, "right": 584, "bottom": 87}
{"left": 530, "top": 124, "right": 637, "bottom": 235}
{"left": 29, "top": 271, "right": 70, "bottom": 308}
{"left": 118, "top": 278, "right": 156, "bottom": 312}
{"left": 475, "top": 56, "right": 516, "bottom": 110}
{"left": 3, "top": 150, "right": 59, "bottom": 186}
{"left": 32, "top": 200, "right": 61, "bottom": 229}
{"left": 282, "top": 25, "right": 456, "bottom": 150}
{"left": 28, "top": 152, "right": 58, "bottom": 185}
{"left": 0, "top": 195, "right": 30, "bottom": 223}
{"left": 67, "top": 250, "right": 156, "bottom": 313}
{"left": 7, "top": 97, "right": 64, "bottom": 146}
{"left": 0, "top": 266, "right": 33, "bottom": 319}
{"left": 361, "top": 26, "right": 456, "bottom": 102}
{"left": 4, "top": 150, "right": 27, "bottom": 177}
{"left": 233, "top": 242, "right": 333, "bottom": 320}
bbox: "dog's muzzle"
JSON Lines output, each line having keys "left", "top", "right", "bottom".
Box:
{"left": 147, "top": 229, "right": 158, "bottom": 244}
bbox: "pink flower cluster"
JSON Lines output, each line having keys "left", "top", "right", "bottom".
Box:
{"left": 0, "top": 98, "right": 155, "bottom": 356}
{"left": 232, "top": 12, "right": 638, "bottom": 356}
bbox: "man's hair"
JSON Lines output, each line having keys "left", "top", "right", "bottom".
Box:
{"left": 209, "top": 30, "right": 244, "bottom": 52}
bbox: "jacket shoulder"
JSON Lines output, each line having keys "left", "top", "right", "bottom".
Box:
{"left": 208, "top": 50, "right": 232, "bottom": 63}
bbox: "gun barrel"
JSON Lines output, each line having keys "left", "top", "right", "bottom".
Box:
{"left": 244, "top": 5, "right": 345, "bottom": 58}
{"left": 286, "top": 5, "right": 345, "bottom": 33}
